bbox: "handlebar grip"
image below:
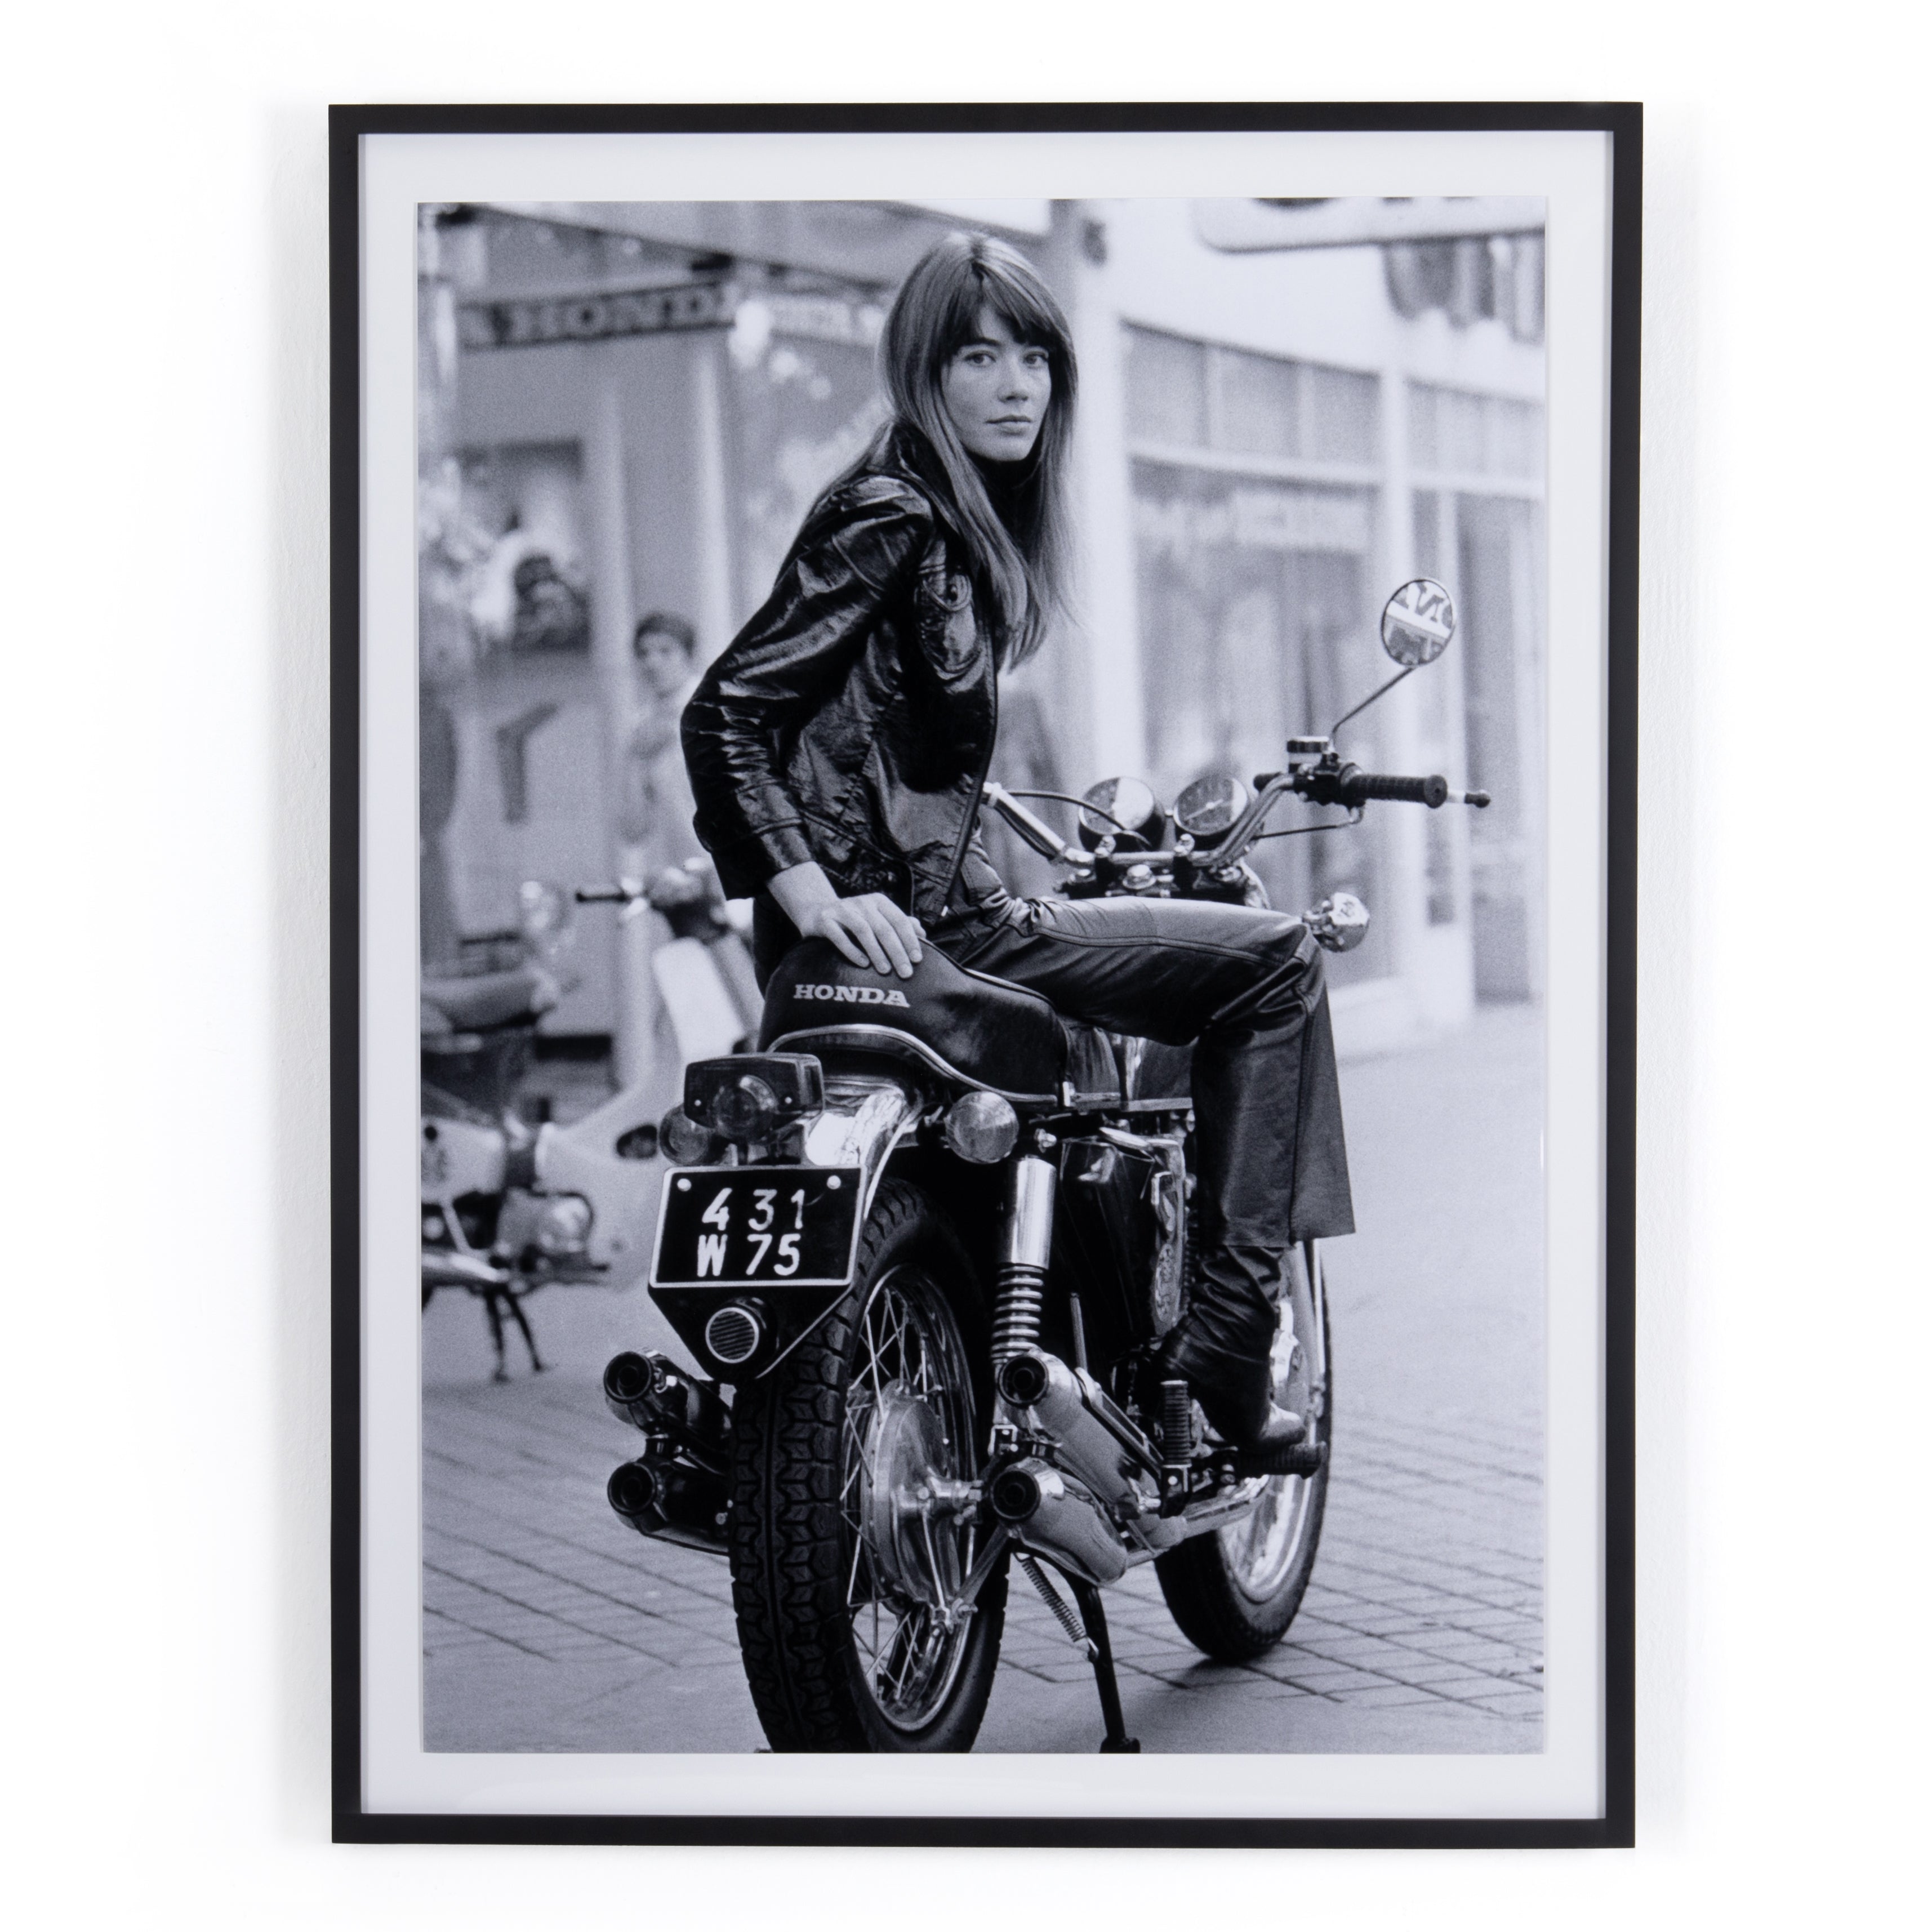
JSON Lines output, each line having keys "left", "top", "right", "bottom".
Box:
{"left": 1339, "top": 770, "right": 1450, "bottom": 808}
{"left": 574, "top": 886, "right": 632, "bottom": 904}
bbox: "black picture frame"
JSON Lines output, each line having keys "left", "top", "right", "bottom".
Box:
{"left": 332, "top": 100, "right": 1640, "bottom": 1847}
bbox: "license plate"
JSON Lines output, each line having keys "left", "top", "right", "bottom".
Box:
{"left": 651, "top": 1168, "right": 862, "bottom": 1289}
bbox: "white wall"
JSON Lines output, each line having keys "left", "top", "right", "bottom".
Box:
{"left": 3, "top": 6, "right": 1928, "bottom": 1930}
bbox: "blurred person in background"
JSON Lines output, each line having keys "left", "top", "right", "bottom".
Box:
{"left": 682, "top": 232, "right": 1354, "bottom": 1457}
{"left": 507, "top": 553, "right": 590, "bottom": 655}
{"left": 621, "top": 609, "right": 703, "bottom": 874}
{"left": 620, "top": 610, "right": 762, "bottom": 1069}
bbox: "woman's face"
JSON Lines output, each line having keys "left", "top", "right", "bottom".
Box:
{"left": 941, "top": 307, "right": 1052, "bottom": 464}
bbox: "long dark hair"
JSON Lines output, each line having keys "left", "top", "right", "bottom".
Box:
{"left": 850, "top": 232, "right": 1078, "bottom": 667}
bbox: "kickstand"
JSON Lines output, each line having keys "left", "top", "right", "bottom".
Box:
{"left": 1068, "top": 1577, "right": 1141, "bottom": 1755}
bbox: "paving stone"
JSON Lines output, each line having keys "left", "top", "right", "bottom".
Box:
{"left": 421, "top": 1007, "right": 1547, "bottom": 1754}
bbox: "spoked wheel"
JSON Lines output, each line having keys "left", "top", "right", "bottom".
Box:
{"left": 727, "top": 1181, "right": 1007, "bottom": 1751}
{"left": 1156, "top": 1240, "right": 1332, "bottom": 1661}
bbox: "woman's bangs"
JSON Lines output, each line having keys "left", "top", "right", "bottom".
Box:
{"left": 978, "top": 267, "right": 1067, "bottom": 358}
{"left": 928, "top": 275, "right": 992, "bottom": 368}
{"left": 924, "top": 257, "right": 1067, "bottom": 368}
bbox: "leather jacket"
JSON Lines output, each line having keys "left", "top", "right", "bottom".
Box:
{"left": 682, "top": 430, "right": 1000, "bottom": 928}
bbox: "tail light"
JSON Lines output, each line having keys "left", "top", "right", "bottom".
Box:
{"left": 683, "top": 1054, "right": 825, "bottom": 1145}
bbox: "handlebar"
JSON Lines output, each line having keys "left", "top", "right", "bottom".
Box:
{"left": 980, "top": 781, "right": 1092, "bottom": 866}
{"left": 1289, "top": 762, "right": 1488, "bottom": 812}
{"left": 980, "top": 758, "right": 1488, "bottom": 888}
{"left": 575, "top": 862, "right": 719, "bottom": 910}
{"left": 1337, "top": 769, "right": 1449, "bottom": 808}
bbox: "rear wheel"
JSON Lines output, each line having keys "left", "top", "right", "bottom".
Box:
{"left": 1155, "top": 1241, "right": 1332, "bottom": 1661}
{"left": 727, "top": 1180, "right": 1007, "bottom": 1751}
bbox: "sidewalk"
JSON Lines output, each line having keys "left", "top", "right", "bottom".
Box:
{"left": 422, "top": 1004, "right": 1544, "bottom": 1754}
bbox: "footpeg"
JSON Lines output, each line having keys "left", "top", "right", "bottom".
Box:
{"left": 1235, "top": 1434, "right": 1326, "bottom": 1480}
{"left": 1158, "top": 1378, "right": 1193, "bottom": 1517}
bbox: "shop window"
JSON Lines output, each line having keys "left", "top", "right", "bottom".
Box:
{"left": 1301, "top": 363, "right": 1379, "bottom": 464}
{"left": 727, "top": 327, "right": 884, "bottom": 619}
{"left": 1127, "top": 327, "right": 1377, "bottom": 466}
{"left": 1125, "top": 328, "right": 1209, "bottom": 447}
{"left": 1455, "top": 493, "right": 1543, "bottom": 1002}
{"left": 1409, "top": 383, "right": 1544, "bottom": 482}
{"left": 1132, "top": 459, "right": 1390, "bottom": 985}
{"left": 1211, "top": 350, "right": 1300, "bottom": 457}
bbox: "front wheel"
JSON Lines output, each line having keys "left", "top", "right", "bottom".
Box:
{"left": 726, "top": 1179, "right": 1007, "bottom": 1751}
{"left": 1155, "top": 1241, "right": 1332, "bottom": 1661}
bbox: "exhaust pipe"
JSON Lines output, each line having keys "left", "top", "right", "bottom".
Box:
{"left": 607, "top": 1455, "right": 731, "bottom": 1553}
{"left": 996, "top": 1346, "right": 1161, "bottom": 1518}
{"left": 989, "top": 1458, "right": 1129, "bottom": 1586}
{"left": 604, "top": 1351, "right": 730, "bottom": 1470}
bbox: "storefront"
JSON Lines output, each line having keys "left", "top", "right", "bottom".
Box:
{"left": 1087, "top": 199, "right": 1550, "bottom": 1049}
{"left": 417, "top": 197, "right": 1547, "bottom": 1072}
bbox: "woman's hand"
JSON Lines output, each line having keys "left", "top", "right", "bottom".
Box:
{"left": 767, "top": 862, "right": 925, "bottom": 979}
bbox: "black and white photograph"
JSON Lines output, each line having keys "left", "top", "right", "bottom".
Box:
{"left": 344, "top": 110, "right": 1633, "bottom": 1836}
{"left": 29, "top": 6, "right": 1932, "bottom": 1917}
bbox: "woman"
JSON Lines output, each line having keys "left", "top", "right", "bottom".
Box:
{"left": 682, "top": 232, "right": 1352, "bottom": 1460}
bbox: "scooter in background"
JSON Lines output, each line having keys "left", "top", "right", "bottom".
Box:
{"left": 421, "top": 866, "right": 761, "bottom": 1379}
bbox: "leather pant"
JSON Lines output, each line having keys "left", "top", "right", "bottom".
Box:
{"left": 933, "top": 894, "right": 1354, "bottom": 1368}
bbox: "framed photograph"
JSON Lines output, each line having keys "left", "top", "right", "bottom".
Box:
{"left": 333, "top": 103, "right": 1639, "bottom": 1845}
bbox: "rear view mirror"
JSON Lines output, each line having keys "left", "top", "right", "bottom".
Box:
{"left": 1379, "top": 578, "right": 1456, "bottom": 667}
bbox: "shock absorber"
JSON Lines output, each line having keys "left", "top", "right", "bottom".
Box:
{"left": 991, "top": 1154, "right": 1057, "bottom": 1371}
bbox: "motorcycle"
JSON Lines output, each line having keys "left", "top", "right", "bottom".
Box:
{"left": 420, "top": 866, "right": 760, "bottom": 1379}
{"left": 600, "top": 579, "right": 1488, "bottom": 1750}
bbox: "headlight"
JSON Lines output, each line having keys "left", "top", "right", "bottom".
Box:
{"left": 660, "top": 1107, "right": 715, "bottom": 1165}
{"left": 535, "top": 1194, "right": 593, "bottom": 1256}
{"left": 941, "top": 1090, "right": 1020, "bottom": 1164}
{"left": 710, "top": 1072, "right": 778, "bottom": 1142}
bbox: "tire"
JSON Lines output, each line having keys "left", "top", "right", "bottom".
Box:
{"left": 1155, "top": 1241, "right": 1332, "bottom": 1662}
{"left": 727, "top": 1179, "right": 1008, "bottom": 1752}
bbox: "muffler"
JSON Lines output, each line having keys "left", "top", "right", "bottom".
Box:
{"left": 607, "top": 1454, "right": 731, "bottom": 1554}
{"left": 989, "top": 1459, "right": 1129, "bottom": 1586}
{"left": 996, "top": 1346, "right": 1161, "bottom": 1518}
{"left": 604, "top": 1351, "right": 730, "bottom": 1471}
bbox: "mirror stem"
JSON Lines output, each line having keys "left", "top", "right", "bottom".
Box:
{"left": 1328, "top": 662, "right": 1416, "bottom": 741}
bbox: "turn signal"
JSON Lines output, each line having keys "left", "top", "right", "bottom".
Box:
{"left": 660, "top": 1107, "right": 715, "bottom": 1165}
{"left": 941, "top": 1090, "right": 1021, "bottom": 1164}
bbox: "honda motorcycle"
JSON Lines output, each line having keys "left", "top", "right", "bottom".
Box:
{"left": 601, "top": 580, "right": 1487, "bottom": 1751}
{"left": 421, "top": 867, "right": 759, "bottom": 1378}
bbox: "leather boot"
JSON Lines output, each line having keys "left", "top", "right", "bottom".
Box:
{"left": 1152, "top": 1244, "right": 1310, "bottom": 1470}
{"left": 1157, "top": 1318, "right": 1309, "bottom": 1465}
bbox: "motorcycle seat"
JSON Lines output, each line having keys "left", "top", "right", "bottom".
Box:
{"left": 421, "top": 965, "right": 557, "bottom": 1036}
{"left": 759, "top": 937, "right": 1073, "bottom": 1104}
